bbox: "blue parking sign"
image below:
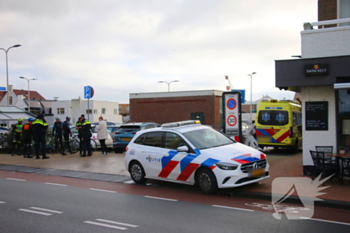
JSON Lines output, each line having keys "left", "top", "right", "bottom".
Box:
{"left": 84, "top": 86, "right": 94, "bottom": 99}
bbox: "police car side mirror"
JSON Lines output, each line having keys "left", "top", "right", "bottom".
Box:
{"left": 177, "top": 145, "right": 188, "bottom": 152}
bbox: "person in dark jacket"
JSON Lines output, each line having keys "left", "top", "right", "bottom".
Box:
{"left": 62, "top": 116, "right": 73, "bottom": 154}
{"left": 22, "top": 118, "right": 34, "bottom": 158}
{"left": 52, "top": 117, "right": 66, "bottom": 155}
{"left": 32, "top": 114, "right": 49, "bottom": 159}
{"left": 80, "top": 115, "right": 92, "bottom": 157}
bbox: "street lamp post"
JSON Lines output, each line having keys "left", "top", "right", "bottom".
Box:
{"left": 158, "top": 80, "right": 179, "bottom": 92}
{"left": 19, "top": 76, "right": 37, "bottom": 113}
{"left": 248, "top": 72, "right": 256, "bottom": 124}
{"left": 0, "top": 44, "right": 22, "bottom": 106}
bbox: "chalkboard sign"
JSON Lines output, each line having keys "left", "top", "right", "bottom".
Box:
{"left": 305, "top": 101, "right": 328, "bottom": 130}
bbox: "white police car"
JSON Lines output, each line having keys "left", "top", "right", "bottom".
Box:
{"left": 124, "top": 120, "right": 269, "bottom": 194}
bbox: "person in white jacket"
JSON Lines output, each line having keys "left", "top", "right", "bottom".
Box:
{"left": 96, "top": 116, "right": 109, "bottom": 155}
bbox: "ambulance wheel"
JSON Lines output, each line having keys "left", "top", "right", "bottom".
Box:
{"left": 129, "top": 161, "right": 146, "bottom": 184}
{"left": 292, "top": 139, "right": 299, "bottom": 153}
{"left": 196, "top": 168, "right": 218, "bottom": 195}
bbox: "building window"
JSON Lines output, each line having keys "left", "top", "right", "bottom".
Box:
{"left": 119, "top": 106, "right": 122, "bottom": 112}
{"left": 57, "top": 108, "right": 65, "bottom": 114}
{"left": 9, "top": 96, "right": 12, "bottom": 105}
{"left": 339, "top": 0, "right": 350, "bottom": 25}
{"left": 94, "top": 109, "right": 98, "bottom": 114}
{"left": 114, "top": 109, "right": 118, "bottom": 115}
{"left": 102, "top": 108, "right": 106, "bottom": 114}
{"left": 86, "top": 109, "right": 92, "bottom": 114}
{"left": 126, "top": 106, "right": 130, "bottom": 111}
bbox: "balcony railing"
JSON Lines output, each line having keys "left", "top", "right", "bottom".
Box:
{"left": 304, "top": 18, "right": 350, "bottom": 30}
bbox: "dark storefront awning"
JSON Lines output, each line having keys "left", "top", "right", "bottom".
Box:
{"left": 275, "top": 55, "right": 350, "bottom": 91}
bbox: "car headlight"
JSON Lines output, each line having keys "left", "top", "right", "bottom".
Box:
{"left": 216, "top": 162, "right": 238, "bottom": 170}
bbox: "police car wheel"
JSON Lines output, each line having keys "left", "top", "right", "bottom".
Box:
{"left": 196, "top": 168, "right": 218, "bottom": 195}
{"left": 129, "top": 161, "right": 146, "bottom": 184}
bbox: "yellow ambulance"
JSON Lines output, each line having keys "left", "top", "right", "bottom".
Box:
{"left": 255, "top": 99, "right": 302, "bottom": 151}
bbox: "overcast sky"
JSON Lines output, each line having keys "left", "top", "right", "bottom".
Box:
{"left": 0, "top": 0, "right": 317, "bottom": 104}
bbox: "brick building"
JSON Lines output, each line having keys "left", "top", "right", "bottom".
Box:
{"left": 129, "top": 90, "right": 223, "bottom": 130}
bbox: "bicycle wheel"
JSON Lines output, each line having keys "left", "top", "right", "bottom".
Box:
{"left": 69, "top": 139, "right": 79, "bottom": 153}
{"left": 71, "top": 139, "right": 80, "bottom": 153}
{"left": 46, "top": 137, "right": 57, "bottom": 154}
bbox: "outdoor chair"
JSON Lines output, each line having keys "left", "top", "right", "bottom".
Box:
{"left": 339, "top": 157, "right": 350, "bottom": 185}
{"left": 316, "top": 146, "right": 335, "bottom": 163}
{"left": 310, "top": 150, "right": 339, "bottom": 180}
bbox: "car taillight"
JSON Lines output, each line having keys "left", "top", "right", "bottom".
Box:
{"left": 132, "top": 132, "right": 137, "bottom": 134}
{"left": 114, "top": 132, "right": 120, "bottom": 134}
{"left": 125, "top": 147, "right": 129, "bottom": 151}
{"left": 289, "top": 127, "right": 293, "bottom": 137}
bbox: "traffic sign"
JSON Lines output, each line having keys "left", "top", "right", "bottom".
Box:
{"left": 0, "top": 87, "right": 6, "bottom": 91}
{"left": 84, "top": 86, "right": 94, "bottom": 99}
{"left": 227, "top": 115, "right": 237, "bottom": 127}
{"left": 227, "top": 98, "right": 237, "bottom": 110}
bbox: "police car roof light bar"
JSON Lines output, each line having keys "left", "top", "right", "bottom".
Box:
{"left": 162, "top": 120, "right": 201, "bottom": 128}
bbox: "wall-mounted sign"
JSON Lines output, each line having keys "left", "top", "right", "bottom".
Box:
{"left": 305, "top": 63, "right": 329, "bottom": 76}
{"left": 305, "top": 101, "right": 328, "bottom": 131}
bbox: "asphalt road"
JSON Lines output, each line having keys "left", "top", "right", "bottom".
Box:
{"left": 1, "top": 176, "right": 350, "bottom": 233}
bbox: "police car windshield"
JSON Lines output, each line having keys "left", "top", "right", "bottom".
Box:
{"left": 183, "top": 128, "right": 233, "bottom": 150}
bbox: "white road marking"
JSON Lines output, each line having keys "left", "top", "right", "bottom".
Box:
{"left": 18, "top": 209, "right": 52, "bottom": 216}
{"left": 45, "top": 182, "right": 68, "bottom": 187}
{"left": 144, "top": 195, "right": 177, "bottom": 202}
{"left": 0, "top": 201, "right": 5, "bottom": 204}
{"left": 84, "top": 221, "right": 127, "bottom": 230}
{"left": 89, "top": 188, "right": 117, "bottom": 193}
{"left": 30, "top": 207, "right": 63, "bottom": 214}
{"left": 6, "top": 178, "right": 26, "bottom": 181}
{"left": 300, "top": 217, "right": 350, "bottom": 226}
{"left": 213, "top": 205, "right": 254, "bottom": 212}
{"left": 96, "top": 219, "right": 138, "bottom": 228}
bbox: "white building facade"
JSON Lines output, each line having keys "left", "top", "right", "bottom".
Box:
{"left": 275, "top": 17, "right": 350, "bottom": 175}
{"left": 51, "top": 98, "right": 122, "bottom": 125}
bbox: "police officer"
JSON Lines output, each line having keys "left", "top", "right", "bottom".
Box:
{"left": 11, "top": 118, "right": 23, "bottom": 156}
{"left": 63, "top": 116, "right": 73, "bottom": 154}
{"left": 22, "top": 118, "right": 34, "bottom": 158}
{"left": 32, "top": 114, "right": 49, "bottom": 159}
{"left": 75, "top": 116, "right": 83, "bottom": 155}
{"left": 80, "top": 114, "right": 92, "bottom": 157}
{"left": 52, "top": 117, "right": 66, "bottom": 155}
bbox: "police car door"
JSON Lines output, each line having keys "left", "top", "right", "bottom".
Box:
{"left": 157, "top": 132, "right": 195, "bottom": 183}
{"left": 141, "top": 131, "right": 165, "bottom": 178}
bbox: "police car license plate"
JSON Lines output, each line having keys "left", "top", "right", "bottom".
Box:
{"left": 122, "top": 138, "right": 131, "bottom": 142}
{"left": 250, "top": 168, "right": 264, "bottom": 177}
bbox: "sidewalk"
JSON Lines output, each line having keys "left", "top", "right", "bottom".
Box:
{"left": 0, "top": 150, "right": 349, "bottom": 209}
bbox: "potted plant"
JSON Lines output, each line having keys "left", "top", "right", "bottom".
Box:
{"left": 339, "top": 146, "right": 345, "bottom": 154}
